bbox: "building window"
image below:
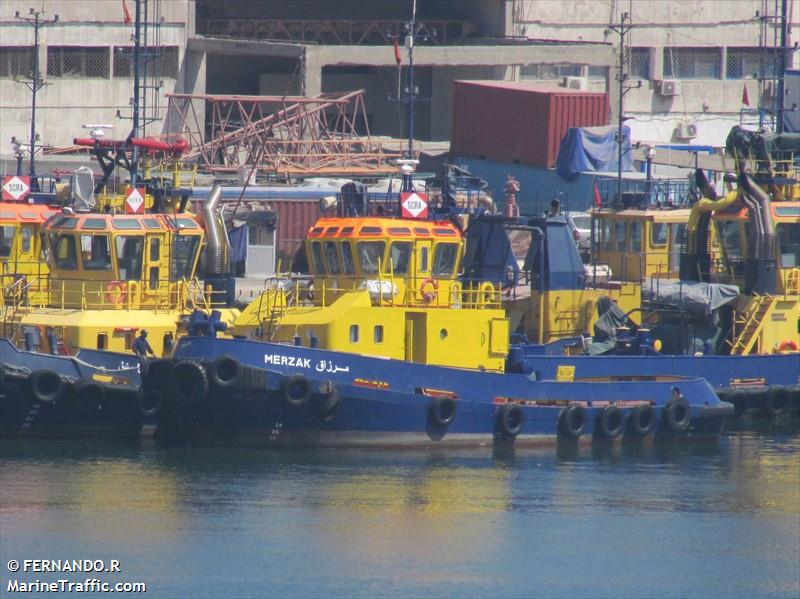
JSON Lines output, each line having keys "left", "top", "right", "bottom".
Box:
{"left": 521, "top": 63, "right": 582, "bottom": 80}
{"left": 588, "top": 66, "right": 608, "bottom": 81}
{"left": 113, "top": 46, "right": 179, "bottom": 78}
{"left": 0, "top": 46, "right": 33, "bottom": 78}
{"left": 47, "top": 46, "right": 109, "bottom": 78}
{"left": 629, "top": 48, "right": 650, "bottom": 80}
{"left": 663, "top": 48, "right": 721, "bottom": 79}
{"left": 726, "top": 48, "right": 776, "bottom": 79}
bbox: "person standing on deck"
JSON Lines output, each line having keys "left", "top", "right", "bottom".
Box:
{"left": 133, "top": 329, "right": 155, "bottom": 359}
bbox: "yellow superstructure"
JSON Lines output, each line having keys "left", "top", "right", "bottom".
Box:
{"left": 236, "top": 217, "right": 510, "bottom": 372}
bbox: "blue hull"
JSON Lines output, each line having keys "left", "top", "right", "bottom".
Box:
{"left": 0, "top": 339, "right": 144, "bottom": 438}
{"left": 167, "top": 336, "right": 733, "bottom": 448}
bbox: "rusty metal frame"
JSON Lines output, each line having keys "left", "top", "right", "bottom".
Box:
{"left": 164, "top": 90, "right": 407, "bottom": 176}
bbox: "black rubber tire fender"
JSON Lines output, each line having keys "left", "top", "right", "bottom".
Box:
{"left": 626, "top": 404, "right": 656, "bottom": 437}
{"left": 664, "top": 397, "right": 691, "bottom": 433}
{"left": 73, "top": 379, "right": 106, "bottom": 415}
{"left": 283, "top": 374, "right": 312, "bottom": 407}
{"left": 139, "top": 389, "right": 163, "bottom": 417}
{"left": 496, "top": 403, "right": 524, "bottom": 437}
{"left": 171, "top": 360, "right": 209, "bottom": 404}
{"left": 318, "top": 387, "right": 342, "bottom": 423}
{"left": 764, "top": 388, "right": 790, "bottom": 418}
{"left": 208, "top": 355, "right": 243, "bottom": 390}
{"left": 558, "top": 403, "right": 586, "bottom": 439}
{"left": 26, "top": 370, "right": 63, "bottom": 404}
{"left": 428, "top": 396, "right": 457, "bottom": 427}
{"left": 594, "top": 405, "right": 625, "bottom": 440}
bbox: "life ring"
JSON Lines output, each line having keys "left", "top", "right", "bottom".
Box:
{"left": 764, "top": 388, "right": 790, "bottom": 418}
{"left": 777, "top": 339, "right": 798, "bottom": 353}
{"left": 594, "top": 405, "right": 625, "bottom": 440}
{"left": 428, "top": 395, "right": 457, "bottom": 427}
{"left": 626, "top": 404, "right": 656, "bottom": 438}
{"left": 663, "top": 396, "right": 691, "bottom": 433}
{"left": 106, "top": 281, "right": 127, "bottom": 305}
{"left": 283, "top": 374, "right": 312, "bottom": 407}
{"left": 420, "top": 278, "right": 438, "bottom": 303}
{"left": 170, "top": 361, "right": 209, "bottom": 406}
{"left": 496, "top": 403, "right": 524, "bottom": 437}
{"left": 208, "top": 355, "right": 243, "bottom": 390}
{"left": 558, "top": 403, "right": 586, "bottom": 439}
{"left": 72, "top": 380, "right": 105, "bottom": 416}
{"left": 478, "top": 282, "right": 496, "bottom": 307}
{"left": 26, "top": 369, "right": 63, "bottom": 404}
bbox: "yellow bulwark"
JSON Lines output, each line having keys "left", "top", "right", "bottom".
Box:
{"left": 236, "top": 217, "right": 510, "bottom": 372}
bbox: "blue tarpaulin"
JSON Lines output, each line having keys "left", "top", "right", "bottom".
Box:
{"left": 556, "top": 125, "right": 633, "bottom": 181}
{"left": 228, "top": 224, "right": 249, "bottom": 263}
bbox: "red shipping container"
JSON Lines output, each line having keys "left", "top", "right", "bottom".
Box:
{"left": 270, "top": 199, "right": 321, "bottom": 265}
{"left": 450, "top": 80, "right": 609, "bottom": 168}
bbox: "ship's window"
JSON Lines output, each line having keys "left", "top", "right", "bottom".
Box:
{"left": 341, "top": 241, "right": 355, "bottom": 275}
{"left": 357, "top": 241, "right": 385, "bottom": 274}
{"left": 615, "top": 221, "right": 626, "bottom": 252}
{"left": 671, "top": 224, "right": 688, "bottom": 247}
{"left": 414, "top": 227, "right": 430, "bottom": 236}
{"left": 374, "top": 325, "right": 383, "bottom": 343}
{"left": 326, "top": 227, "right": 339, "bottom": 235}
{"left": 360, "top": 226, "right": 382, "bottom": 236}
{"left": 20, "top": 226, "right": 33, "bottom": 253}
{"left": 341, "top": 226, "right": 354, "bottom": 236}
{"left": 310, "top": 241, "right": 324, "bottom": 273}
{"left": 311, "top": 227, "right": 324, "bottom": 235}
{"left": 420, "top": 246, "right": 429, "bottom": 272}
{"left": 349, "top": 324, "right": 359, "bottom": 343}
{"left": 630, "top": 221, "right": 642, "bottom": 252}
{"left": 142, "top": 218, "right": 161, "bottom": 229}
{"left": 388, "top": 227, "right": 411, "bottom": 235}
{"left": 96, "top": 333, "right": 107, "bottom": 350}
{"left": 0, "top": 225, "right": 15, "bottom": 257}
{"left": 80, "top": 234, "right": 112, "bottom": 270}
{"left": 386, "top": 242, "right": 412, "bottom": 274}
{"left": 776, "top": 223, "right": 800, "bottom": 268}
{"left": 175, "top": 218, "right": 198, "bottom": 229}
{"left": 52, "top": 233, "right": 77, "bottom": 269}
{"left": 82, "top": 218, "right": 107, "bottom": 230}
{"left": 599, "top": 219, "right": 613, "bottom": 252}
{"left": 55, "top": 216, "right": 79, "bottom": 229}
{"left": 433, "top": 228, "right": 457, "bottom": 236}
{"left": 149, "top": 237, "right": 160, "bottom": 261}
{"left": 170, "top": 235, "right": 200, "bottom": 281}
{"left": 115, "top": 236, "right": 144, "bottom": 280}
{"left": 651, "top": 222, "right": 668, "bottom": 246}
{"left": 324, "top": 241, "right": 340, "bottom": 274}
{"left": 433, "top": 243, "right": 459, "bottom": 277}
{"left": 112, "top": 219, "right": 143, "bottom": 230}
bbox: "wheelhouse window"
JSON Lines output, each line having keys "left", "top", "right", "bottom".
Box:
{"left": 80, "top": 234, "right": 112, "bottom": 270}
{"left": 341, "top": 241, "right": 355, "bottom": 275}
{"left": 20, "top": 225, "right": 33, "bottom": 253}
{"left": 630, "top": 221, "right": 642, "bottom": 252}
{"left": 651, "top": 222, "right": 668, "bottom": 246}
{"left": 615, "top": 221, "right": 627, "bottom": 252}
{"left": 170, "top": 235, "right": 200, "bottom": 281}
{"left": 776, "top": 223, "right": 800, "bottom": 268}
{"left": 51, "top": 233, "right": 77, "bottom": 269}
{"left": 324, "top": 241, "right": 340, "bottom": 274}
{"left": 310, "top": 241, "right": 324, "bottom": 274}
{"left": 0, "top": 225, "right": 15, "bottom": 257}
{"left": 385, "top": 242, "right": 412, "bottom": 275}
{"left": 716, "top": 221, "right": 744, "bottom": 263}
{"left": 432, "top": 243, "right": 459, "bottom": 277}
{"left": 116, "top": 236, "right": 144, "bottom": 280}
{"left": 357, "top": 241, "right": 385, "bottom": 274}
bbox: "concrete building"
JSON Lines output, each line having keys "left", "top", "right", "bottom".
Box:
{"left": 0, "top": 0, "right": 795, "bottom": 163}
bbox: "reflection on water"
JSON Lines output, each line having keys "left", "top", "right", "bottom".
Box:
{"left": 1, "top": 420, "right": 799, "bottom": 599}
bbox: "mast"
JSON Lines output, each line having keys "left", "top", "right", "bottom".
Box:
{"left": 609, "top": 11, "right": 634, "bottom": 206}
{"left": 398, "top": 0, "right": 420, "bottom": 195}
{"left": 129, "top": 0, "right": 143, "bottom": 186}
{"left": 776, "top": 0, "right": 788, "bottom": 134}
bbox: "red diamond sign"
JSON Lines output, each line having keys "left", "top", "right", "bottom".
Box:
{"left": 400, "top": 191, "right": 428, "bottom": 219}
{"left": 2, "top": 175, "right": 31, "bottom": 201}
{"left": 125, "top": 187, "right": 145, "bottom": 214}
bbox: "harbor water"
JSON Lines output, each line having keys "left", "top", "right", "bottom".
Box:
{"left": 1, "top": 419, "right": 798, "bottom": 598}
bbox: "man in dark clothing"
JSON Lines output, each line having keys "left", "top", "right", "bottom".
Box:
{"left": 133, "top": 330, "right": 155, "bottom": 358}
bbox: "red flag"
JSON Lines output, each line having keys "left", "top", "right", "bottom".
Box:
{"left": 593, "top": 182, "right": 602, "bottom": 208}
{"left": 741, "top": 83, "right": 750, "bottom": 107}
{"left": 393, "top": 38, "right": 402, "bottom": 65}
{"left": 122, "top": 0, "right": 132, "bottom": 25}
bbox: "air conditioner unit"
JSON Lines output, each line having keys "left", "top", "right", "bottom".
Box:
{"left": 675, "top": 121, "right": 698, "bottom": 140}
{"left": 657, "top": 79, "right": 681, "bottom": 96}
{"left": 564, "top": 76, "right": 589, "bottom": 91}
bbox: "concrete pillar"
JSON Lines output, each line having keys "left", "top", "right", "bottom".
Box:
{"left": 301, "top": 47, "right": 322, "bottom": 97}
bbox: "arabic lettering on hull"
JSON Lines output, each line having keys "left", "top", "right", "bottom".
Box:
{"left": 263, "top": 353, "right": 350, "bottom": 374}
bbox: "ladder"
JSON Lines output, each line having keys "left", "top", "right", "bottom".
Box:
{"left": 729, "top": 294, "right": 774, "bottom": 355}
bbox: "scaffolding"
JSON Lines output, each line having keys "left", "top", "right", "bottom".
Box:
{"left": 163, "top": 90, "right": 407, "bottom": 176}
